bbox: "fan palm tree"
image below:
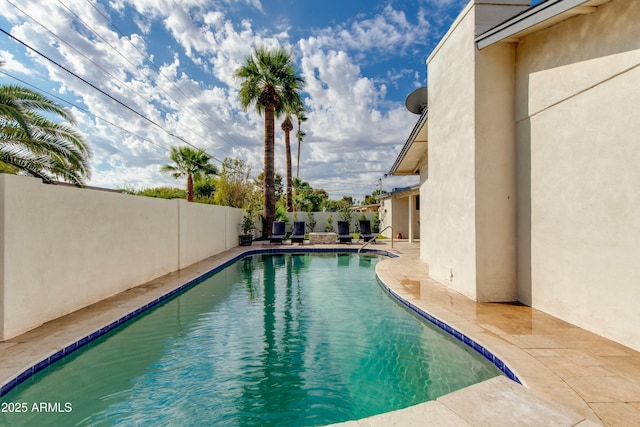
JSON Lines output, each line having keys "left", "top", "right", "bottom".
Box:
{"left": 160, "top": 146, "right": 218, "bottom": 202}
{"left": 235, "top": 47, "right": 304, "bottom": 237}
{"left": 295, "top": 109, "right": 307, "bottom": 178}
{"left": 280, "top": 114, "right": 294, "bottom": 212}
{"left": 0, "top": 84, "right": 91, "bottom": 185}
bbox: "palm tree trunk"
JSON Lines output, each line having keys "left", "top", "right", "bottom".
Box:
{"left": 282, "top": 117, "right": 294, "bottom": 212}
{"left": 264, "top": 105, "right": 276, "bottom": 238}
{"left": 296, "top": 121, "right": 301, "bottom": 178}
{"left": 187, "top": 173, "right": 194, "bottom": 202}
{"left": 285, "top": 133, "right": 293, "bottom": 212}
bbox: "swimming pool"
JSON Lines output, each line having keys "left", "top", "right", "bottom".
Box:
{"left": 0, "top": 252, "right": 502, "bottom": 426}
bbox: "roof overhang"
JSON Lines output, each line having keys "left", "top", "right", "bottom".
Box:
{"left": 388, "top": 109, "right": 428, "bottom": 176}
{"left": 476, "top": 0, "right": 611, "bottom": 49}
{"left": 377, "top": 185, "right": 420, "bottom": 201}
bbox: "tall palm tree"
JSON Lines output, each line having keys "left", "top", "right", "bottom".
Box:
{"left": 160, "top": 146, "right": 218, "bottom": 202}
{"left": 0, "top": 84, "right": 91, "bottom": 185}
{"left": 294, "top": 109, "right": 307, "bottom": 178}
{"left": 280, "top": 114, "right": 294, "bottom": 212}
{"left": 235, "top": 47, "right": 304, "bottom": 237}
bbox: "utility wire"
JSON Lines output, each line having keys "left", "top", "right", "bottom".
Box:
{"left": 0, "top": 68, "right": 168, "bottom": 153}
{"left": 3, "top": 0, "right": 235, "bottom": 163}
{"left": 59, "top": 0, "right": 242, "bottom": 157}
{"left": 0, "top": 26, "right": 235, "bottom": 168}
{"left": 0, "top": 70, "right": 253, "bottom": 176}
{"left": 79, "top": 0, "right": 248, "bottom": 153}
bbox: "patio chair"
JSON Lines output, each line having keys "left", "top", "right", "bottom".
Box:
{"left": 337, "top": 220, "right": 353, "bottom": 243}
{"left": 268, "top": 221, "right": 286, "bottom": 244}
{"left": 358, "top": 220, "right": 376, "bottom": 243}
{"left": 290, "top": 221, "right": 306, "bottom": 244}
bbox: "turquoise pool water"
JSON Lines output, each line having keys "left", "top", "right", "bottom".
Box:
{"left": 0, "top": 253, "right": 501, "bottom": 426}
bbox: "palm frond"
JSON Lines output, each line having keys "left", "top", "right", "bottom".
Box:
{"left": 0, "top": 84, "right": 91, "bottom": 185}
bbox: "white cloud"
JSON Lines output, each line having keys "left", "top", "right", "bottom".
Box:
{"left": 307, "top": 5, "right": 430, "bottom": 61}
{"left": 0, "top": 51, "right": 34, "bottom": 75}
{"left": 2, "top": 0, "right": 431, "bottom": 197}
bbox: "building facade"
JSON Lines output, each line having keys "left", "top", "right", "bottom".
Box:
{"left": 391, "top": 0, "right": 640, "bottom": 351}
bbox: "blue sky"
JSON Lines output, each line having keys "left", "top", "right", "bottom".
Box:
{"left": 1, "top": 0, "right": 527, "bottom": 199}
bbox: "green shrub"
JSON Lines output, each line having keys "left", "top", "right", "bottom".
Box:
{"left": 325, "top": 214, "right": 334, "bottom": 232}
{"left": 372, "top": 212, "right": 381, "bottom": 233}
{"left": 136, "top": 187, "right": 186, "bottom": 199}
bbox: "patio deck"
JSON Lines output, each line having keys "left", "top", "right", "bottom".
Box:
{"left": 1, "top": 241, "right": 639, "bottom": 425}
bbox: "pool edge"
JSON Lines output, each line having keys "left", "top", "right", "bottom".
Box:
{"left": 0, "top": 247, "right": 397, "bottom": 397}
{"left": 375, "top": 273, "right": 522, "bottom": 385}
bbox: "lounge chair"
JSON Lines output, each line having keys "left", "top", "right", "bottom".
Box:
{"left": 268, "top": 221, "right": 286, "bottom": 244}
{"left": 290, "top": 221, "right": 306, "bottom": 244}
{"left": 337, "top": 220, "right": 353, "bottom": 243}
{"left": 358, "top": 220, "right": 376, "bottom": 243}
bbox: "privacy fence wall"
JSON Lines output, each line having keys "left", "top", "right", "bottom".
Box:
{"left": 281, "top": 211, "right": 377, "bottom": 234}
{"left": 0, "top": 174, "right": 243, "bottom": 340}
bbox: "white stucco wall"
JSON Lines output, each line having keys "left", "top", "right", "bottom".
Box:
{"left": 379, "top": 196, "right": 419, "bottom": 239}
{"left": 425, "top": 3, "right": 479, "bottom": 299}
{"left": 515, "top": 0, "right": 640, "bottom": 350}
{"left": 0, "top": 175, "right": 242, "bottom": 340}
{"left": 474, "top": 41, "right": 518, "bottom": 302}
{"left": 284, "top": 211, "right": 376, "bottom": 233}
{"left": 380, "top": 199, "right": 393, "bottom": 238}
{"left": 425, "top": 1, "right": 519, "bottom": 301}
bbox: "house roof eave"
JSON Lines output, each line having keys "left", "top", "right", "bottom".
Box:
{"left": 476, "top": 0, "right": 610, "bottom": 49}
{"left": 388, "top": 109, "right": 428, "bottom": 176}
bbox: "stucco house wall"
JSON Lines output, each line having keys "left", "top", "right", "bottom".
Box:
{"left": 417, "top": 0, "right": 639, "bottom": 351}
{"left": 379, "top": 191, "right": 420, "bottom": 239}
{"left": 514, "top": 0, "right": 640, "bottom": 350}
{"left": 425, "top": 3, "right": 479, "bottom": 299}
{"left": 0, "top": 174, "right": 242, "bottom": 340}
{"left": 425, "top": 1, "right": 522, "bottom": 301}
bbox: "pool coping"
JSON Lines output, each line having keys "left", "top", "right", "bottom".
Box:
{"left": 0, "top": 246, "right": 518, "bottom": 399}
{"left": 0, "top": 247, "right": 385, "bottom": 396}
{"left": 0, "top": 242, "right": 618, "bottom": 426}
{"left": 375, "top": 275, "right": 520, "bottom": 384}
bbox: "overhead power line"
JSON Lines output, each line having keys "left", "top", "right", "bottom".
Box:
{"left": 0, "top": 26, "right": 232, "bottom": 167}
{"left": 80, "top": 0, "right": 246, "bottom": 145}
{"left": 0, "top": 68, "right": 167, "bottom": 153}
{"left": 1, "top": 0, "right": 247, "bottom": 161}
{"left": 56, "top": 0, "right": 244, "bottom": 157}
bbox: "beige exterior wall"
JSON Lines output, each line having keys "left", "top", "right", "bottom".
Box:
{"left": 474, "top": 41, "right": 518, "bottom": 302}
{"left": 420, "top": 0, "right": 639, "bottom": 350}
{"left": 514, "top": 0, "right": 640, "bottom": 350}
{"left": 419, "top": 163, "right": 429, "bottom": 261}
{"left": 425, "top": 1, "right": 519, "bottom": 301}
{"left": 380, "top": 198, "right": 393, "bottom": 238}
{"left": 379, "top": 196, "right": 420, "bottom": 240}
{"left": 425, "top": 3, "right": 479, "bottom": 299}
{"left": 0, "top": 174, "right": 242, "bottom": 340}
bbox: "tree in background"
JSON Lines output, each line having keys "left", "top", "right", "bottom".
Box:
{"left": 0, "top": 83, "right": 91, "bottom": 185}
{"left": 292, "top": 177, "right": 327, "bottom": 212}
{"left": 295, "top": 109, "right": 307, "bottom": 178}
{"left": 362, "top": 189, "right": 387, "bottom": 206}
{"left": 235, "top": 47, "right": 304, "bottom": 237}
{"left": 213, "top": 158, "right": 260, "bottom": 209}
{"left": 280, "top": 114, "right": 294, "bottom": 211}
{"left": 256, "top": 171, "right": 284, "bottom": 202}
{"left": 160, "top": 146, "right": 218, "bottom": 202}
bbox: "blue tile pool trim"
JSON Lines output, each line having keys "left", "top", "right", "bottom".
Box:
{"left": 376, "top": 275, "right": 521, "bottom": 385}
{"left": 0, "top": 247, "right": 396, "bottom": 397}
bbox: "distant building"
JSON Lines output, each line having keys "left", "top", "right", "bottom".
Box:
{"left": 389, "top": 0, "right": 640, "bottom": 351}
{"left": 377, "top": 186, "right": 420, "bottom": 241}
{"left": 351, "top": 204, "right": 380, "bottom": 213}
